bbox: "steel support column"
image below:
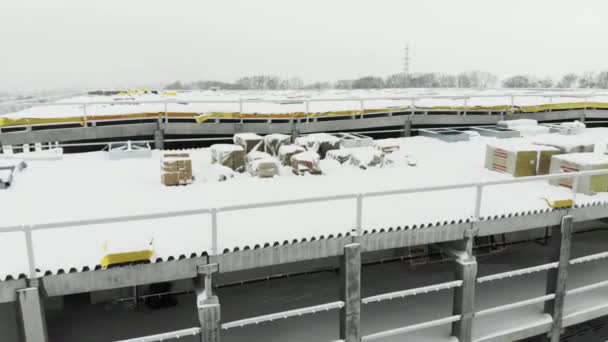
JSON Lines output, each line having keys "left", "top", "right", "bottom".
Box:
{"left": 543, "top": 215, "right": 573, "bottom": 342}
{"left": 402, "top": 118, "right": 412, "bottom": 137}
{"left": 153, "top": 129, "right": 165, "bottom": 150}
{"left": 197, "top": 264, "right": 220, "bottom": 342}
{"left": 451, "top": 254, "right": 477, "bottom": 342}
{"left": 340, "top": 243, "right": 361, "bottom": 342}
{"left": 16, "top": 287, "right": 48, "bottom": 342}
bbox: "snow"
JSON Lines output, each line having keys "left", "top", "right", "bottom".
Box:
{"left": 2, "top": 128, "right": 608, "bottom": 279}
{"left": 211, "top": 144, "right": 244, "bottom": 153}
{"left": 533, "top": 135, "right": 595, "bottom": 153}
{"left": 497, "top": 119, "right": 538, "bottom": 127}
{"left": 234, "top": 133, "right": 263, "bottom": 141}
{"left": 487, "top": 141, "right": 558, "bottom": 153}
{"left": 551, "top": 152, "right": 608, "bottom": 165}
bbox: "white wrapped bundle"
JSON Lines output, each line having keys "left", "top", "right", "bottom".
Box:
{"left": 234, "top": 133, "right": 264, "bottom": 153}
{"left": 326, "top": 149, "right": 352, "bottom": 164}
{"left": 278, "top": 145, "right": 306, "bottom": 166}
{"left": 263, "top": 133, "right": 291, "bottom": 156}
{"left": 349, "top": 147, "right": 383, "bottom": 169}
{"left": 210, "top": 144, "right": 246, "bottom": 172}
{"left": 291, "top": 151, "right": 321, "bottom": 175}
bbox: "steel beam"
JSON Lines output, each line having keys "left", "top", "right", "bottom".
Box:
{"left": 340, "top": 243, "right": 361, "bottom": 342}
{"left": 16, "top": 287, "right": 48, "bottom": 342}
{"left": 542, "top": 215, "right": 573, "bottom": 342}
{"left": 402, "top": 118, "right": 412, "bottom": 137}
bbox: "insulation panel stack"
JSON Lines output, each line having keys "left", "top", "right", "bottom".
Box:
{"left": 485, "top": 144, "right": 538, "bottom": 177}
{"left": 549, "top": 153, "right": 608, "bottom": 194}
{"left": 161, "top": 153, "right": 193, "bottom": 186}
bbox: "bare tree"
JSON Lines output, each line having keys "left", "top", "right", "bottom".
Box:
{"left": 556, "top": 74, "right": 578, "bottom": 88}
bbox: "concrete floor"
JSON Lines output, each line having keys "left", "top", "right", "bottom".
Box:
{"left": 4, "top": 228, "right": 608, "bottom": 342}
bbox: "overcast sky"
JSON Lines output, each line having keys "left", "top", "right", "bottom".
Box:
{"left": 0, "top": 0, "right": 606, "bottom": 92}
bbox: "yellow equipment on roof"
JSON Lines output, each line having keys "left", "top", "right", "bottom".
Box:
{"left": 100, "top": 239, "right": 155, "bottom": 268}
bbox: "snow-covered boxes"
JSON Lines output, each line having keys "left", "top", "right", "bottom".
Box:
{"left": 263, "top": 133, "right": 291, "bottom": 156}
{"left": 246, "top": 151, "right": 279, "bottom": 178}
{"left": 291, "top": 151, "right": 321, "bottom": 175}
{"left": 161, "top": 153, "right": 193, "bottom": 186}
{"left": 549, "top": 153, "right": 608, "bottom": 194}
{"left": 295, "top": 133, "right": 340, "bottom": 158}
{"left": 332, "top": 132, "right": 373, "bottom": 149}
{"left": 326, "top": 149, "right": 352, "bottom": 164}
{"left": 498, "top": 119, "right": 550, "bottom": 137}
{"left": 210, "top": 144, "right": 246, "bottom": 172}
{"left": 485, "top": 143, "right": 559, "bottom": 177}
{"left": 533, "top": 135, "right": 595, "bottom": 154}
{"left": 349, "top": 147, "right": 383, "bottom": 169}
{"left": 543, "top": 121, "right": 586, "bottom": 135}
{"left": 278, "top": 145, "right": 305, "bottom": 166}
{"left": 374, "top": 139, "right": 400, "bottom": 154}
{"left": 234, "top": 133, "right": 263, "bottom": 153}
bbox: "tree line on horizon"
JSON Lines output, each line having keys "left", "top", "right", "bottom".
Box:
{"left": 165, "top": 70, "right": 608, "bottom": 91}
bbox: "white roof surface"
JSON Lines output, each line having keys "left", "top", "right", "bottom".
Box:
{"left": 4, "top": 89, "right": 608, "bottom": 119}
{"left": 2, "top": 128, "right": 608, "bottom": 280}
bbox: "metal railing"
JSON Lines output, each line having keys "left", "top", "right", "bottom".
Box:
{"left": 2, "top": 166, "right": 608, "bottom": 279}
{"left": 2, "top": 91, "right": 607, "bottom": 129}
{"left": 113, "top": 248, "right": 608, "bottom": 342}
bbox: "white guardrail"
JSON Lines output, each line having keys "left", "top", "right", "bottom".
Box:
{"left": 2, "top": 168, "right": 608, "bottom": 280}
{"left": 2, "top": 91, "right": 608, "bottom": 128}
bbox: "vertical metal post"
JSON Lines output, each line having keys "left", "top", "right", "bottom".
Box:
{"left": 340, "top": 243, "right": 361, "bottom": 342}
{"left": 402, "top": 118, "right": 412, "bottom": 137}
{"left": 571, "top": 175, "right": 579, "bottom": 201}
{"left": 355, "top": 194, "right": 363, "bottom": 236}
{"left": 474, "top": 184, "right": 483, "bottom": 221}
{"left": 17, "top": 287, "right": 48, "bottom": 342}
{"left": 211, "top": 209, "right": 218, "bottom": 256}
{"left": 305, "top": 100, "right": 310, "bottom": 124}
{"left": 463, "top": 98, "right": 468, "bottom": 116}
{"left": 411, "top": 99, "right": 416, "bottom": 115}
{"left": 197, "top": 264, "right": 220, "bottom": 342}
{"left": 451, "top": 253, "right": 477, "bottom": 342}
{"left": 164, "top": 101, "right": 169, "bottom": 124}
{"left": 153, "top": 128, "right": 165, "bottom": 150}
{"left": 82, "top": 104, "right": 88, "bottom": 127}
{"left": 510, "top": 95, "right": 515, "bottom": 112}
{"left": 24, "top": 225, "right": 37, "bottom": 279}
{"left": 238, "top": 100, "right": 243, "bottom": 124}
{"left": 543, "top": 215, "right": 573, "bottom": 342}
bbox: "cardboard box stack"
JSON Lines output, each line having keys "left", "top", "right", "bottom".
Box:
{"left": 161, "top": 153, "right": 193, "bottom": 186}
{"left": 549, "top": 153, "right": 608, "bottom": 194}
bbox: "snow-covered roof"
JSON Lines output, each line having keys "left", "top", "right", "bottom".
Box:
{"left": 4, "top": 89, "right": 608, "bottom": 120}
{"left": 552, "top": 152, "right": 608, "bottom": 165}
{"left": 2, "top": 128, "right": 608, "bottom": 280}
